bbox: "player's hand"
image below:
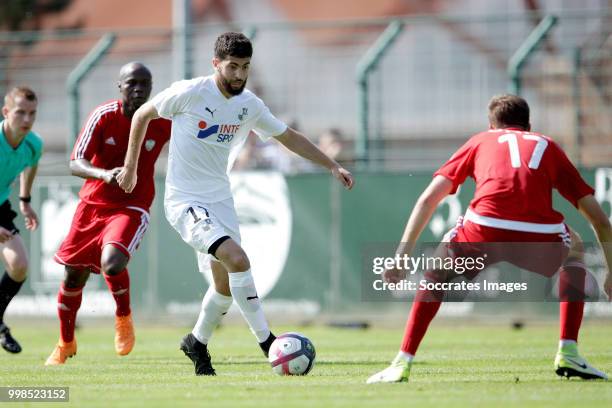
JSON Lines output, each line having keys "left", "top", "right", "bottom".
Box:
{"left": 0, "top": 226, "right": 13, "bottom": 243}
{"left": 116, "top": 167, "right": 137, "bottom": 193}
{"left": 102, "top": 167, "right": 122, "bottom": 185}
{"left": 383, "top": 267, "right": 406, "bottom": 284}
{"left": 604, "top": 272, "right": 612, "bottom": 301}
{"left": 331, "top": 166, "right": 354, "bottom": 190}
{"left": 19, "top": 201, "right": 39, "bottom": 231}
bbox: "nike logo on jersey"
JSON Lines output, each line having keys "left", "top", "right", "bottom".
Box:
{"left": 144, "top": 139, "right": 156, "bottom": 151}
{"left": 105, "top": 136, "right": 116, "bottom": 145}
{"left": 246, "top": 295, "right": 259, "bottom": 301}
{"left": 566, "top": 358, "right": 588, "bottom": 369}
{"left": 205, "top": 107, "right": 217, "bottom": 117}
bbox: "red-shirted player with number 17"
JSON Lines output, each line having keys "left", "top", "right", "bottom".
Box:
{"left": 367, "top": 94, "right": 612, "bottom": 383}
{"left": 45, "top": 63, "right": 171, "bottom": 365}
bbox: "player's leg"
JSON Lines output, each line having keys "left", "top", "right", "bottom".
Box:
{"left": 100, "top": 244, "right": 134, "bottom": 356}
{"left": 171, "top": 203, "right": 229, "bottom": 375}
{"left": 45, "top": 266, "right": 89, "bottom": 365}
{"left": 99, "top": 208, "right": 149, "bottom": 356}
{"left": 170, "top": 201, "right": 274, "bottom": 375}
{"left": 555, "top": 227, "right": 607, "bottom": 379}
{"left": 0, "top": 234, "right": 29, "bottom": 353}
{"left": 366, "top": 270, "right": 445, "bottom": 384}
{"left": 213, "top": 238, "right": 276, "bottom": 354}
{"left": 559, "top": 227, "right": 585, "bottom": 343}
{"left": 192, "top": 259, "right": 233, "bottom": 344}
{"left": 368, "top": 218, "right": 477, "bottom": 384}
{"left": 101, "top": 245, "right": 130, "bottom": 316}
{"left": 181, "top": 259, "right": 233, "bottom": 376}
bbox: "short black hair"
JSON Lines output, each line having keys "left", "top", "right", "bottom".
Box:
{"left": 488, "top": 94, "right": 530, "bottom": 130}
{"left": 214, "top": 32, "right": 253, "bottom": 60}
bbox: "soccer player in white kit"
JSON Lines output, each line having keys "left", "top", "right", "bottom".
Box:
{"left": 117, "top": 32, "right": 354, "bottom": 375}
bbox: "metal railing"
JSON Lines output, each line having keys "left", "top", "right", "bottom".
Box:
{"left": 0, "top": 9, "right": 609, "bottom": 172}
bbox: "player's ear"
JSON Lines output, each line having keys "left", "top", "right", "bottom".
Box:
{"left": 1, "top": 105, "right": 8, "bottom": 118}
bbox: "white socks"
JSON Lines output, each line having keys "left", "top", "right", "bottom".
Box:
{"left": 396, "top": 351, "right": 415, "bottom": 363}
{"left": 228, "top": 270, "right": 271, "bottom": 342}
{"left": 559, "top": 339, "right": 577, "bottom": 350}
{"left": 192, "top": 287, "right": 233, "bottom": 344}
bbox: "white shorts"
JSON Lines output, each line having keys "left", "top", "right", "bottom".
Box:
{"left": 164, "top": 198, "right": 241, "bottom": 267}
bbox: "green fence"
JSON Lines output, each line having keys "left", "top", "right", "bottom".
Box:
{"left": 7, "top": 168, "right": 612, "bottom": 320}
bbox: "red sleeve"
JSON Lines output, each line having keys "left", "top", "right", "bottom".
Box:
{"left": 549, "top": 141, "right": 594, "bottom": 207}
{"left": 160, "top": 118, "right": 172, "bottom": 141}
{"left": 71, "top": 103, "right": 114, "bottom": 160}
{"left": 433, "top": 137, "right": 477, "bottom": 194}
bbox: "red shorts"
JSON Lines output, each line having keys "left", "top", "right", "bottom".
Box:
{"left": 54, "top": 201, "right": 150, "bottom": 273}
{"left": 432, "top": 217, "right": 571, "bottom": 281}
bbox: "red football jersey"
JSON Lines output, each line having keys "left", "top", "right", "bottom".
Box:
{"left": 71, "top": 100, "right": 171, "bottom": 210}
{"left": 434, "top": 128, "right": 594, "bottom": 224}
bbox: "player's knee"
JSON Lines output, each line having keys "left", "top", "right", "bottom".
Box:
{"left": 100, "top": 248, "right": 129, "bottom": 276}
{"left": 8, "top": 259, "right": 28, "bottom": 281}
{"left": 212, "top": 238, "right": 250, "bottom": 271}
{"left": 571, "top": 238, "right": 584, "bottom": 254}
{"left": 101, "top": 263, "right": 124, "bottom": 276}
{"left": 228, "top": 253, "right": 250, "bottom": 272}
{"left": 64, "top": 267, "right": 89, "bottom": 288}
{"left": 224, "top": 251, "right": 250, "bottom": 272}
{"left": 568, "top": 229, "right": 585, "bottom": 261}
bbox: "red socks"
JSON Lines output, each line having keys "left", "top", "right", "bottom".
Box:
{"left": 57, "top": 269, "right": 131, "bottom": 342}
{"left": 103, "top": 269, "right": 131, "bottom": 317}
{"left": 57, "top": 283, "right": 84, "bottom": 343}
{"left": 558, "top": 262, "right": 586, "bottom": 342}
{"left": 398, "top": 260, "right": 586, "bottom": 355}
{"left": 400, "top": 285, "right": 443, "bottom": 355}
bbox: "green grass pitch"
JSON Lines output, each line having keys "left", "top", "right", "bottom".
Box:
{"left": 2, "top": 321, "right": 611, "bottom": 407}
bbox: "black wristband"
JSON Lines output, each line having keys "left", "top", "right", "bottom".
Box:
{"left": 19, "top": 196, "right": 31, "bottom": 203}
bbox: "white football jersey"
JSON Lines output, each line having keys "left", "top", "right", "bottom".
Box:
{"left": 152, "top": 75, "right": 287, "bottom": 204}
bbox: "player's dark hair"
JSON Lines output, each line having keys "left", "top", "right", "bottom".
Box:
{"left": 4, "top": 86, "right": 37, "bottom": 107}
{"left": 488, "top": 94, "right": 530, "bottom": 130}
{"left": 214, "top": 32, "right": 253, "bottom": 60}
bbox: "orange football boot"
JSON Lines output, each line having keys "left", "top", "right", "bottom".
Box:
{"left": 114, "top": 314, "right": 135, "bottom": 356}
{"left": 45, "top": 339, "right": 77, "bottom": 365}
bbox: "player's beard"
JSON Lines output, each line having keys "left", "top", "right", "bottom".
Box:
{"left": 220, "top": 74, "right": 247, "bottom": 96}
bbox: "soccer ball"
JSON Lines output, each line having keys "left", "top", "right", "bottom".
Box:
{"left": 268, "top": 332, "right": 316, "bottom": 376}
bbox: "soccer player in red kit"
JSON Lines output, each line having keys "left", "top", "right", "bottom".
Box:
{"left": 45, "top": 62, "right": 170, "bottom": 365}
{"left": 367, "top": 94, "right": 612, "bottom": 383}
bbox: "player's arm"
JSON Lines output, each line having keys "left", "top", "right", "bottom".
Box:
{"left": 117, "top": 101, "right": 160, "bottom": 193}
{"left": 19, "top": 165, "right": 39, "bottom": 230}
{"left": 71, "top": 105, "right": 121, "bottom": 185}
{"left": 275, "top": 127, "right": 354, "bottom": 189}
{"left": 550, "top": 142, "right": 612, "bottom": 299}
{"left": 384, "top": 175, "right": 453, "bottom": 283}
{"left": 577, "top": 194, "right": 612, "bottom": 300}
{"left": 70, "top": 159, "right": 121, "bottom": 185}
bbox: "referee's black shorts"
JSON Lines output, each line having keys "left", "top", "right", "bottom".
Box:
{"left": 0, "top": 200, "right": 19, "bottom": 235}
